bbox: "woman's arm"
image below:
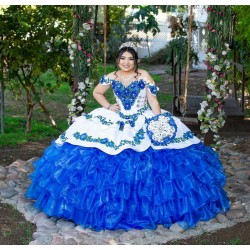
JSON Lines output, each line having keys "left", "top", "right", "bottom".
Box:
{"left": 93, "top": 82, "right": 120, "bottom": 112}
{"left": 140, "top": 70, "right": 161, "bottom": 115}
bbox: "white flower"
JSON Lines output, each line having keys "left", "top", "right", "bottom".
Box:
{"left": 220, "top": 85, "right": 225, "bottom": 91}
{"left": 71, "top": 98, "right": 77, "bottom": 105}
{"left": 214, "top": 65, "right": 221, "bottom": 71}
{"left": 207, "top": 83, "right": 215, "bottom": 90}
{"left": 211, "top": 91, "right": 220, "bottom": 98}
{"left": 225, "top": 43, "right": 230, "bottom": 50}
{"left": 200, "top": 101, "right": 208, "bottom": 109}
{"left": 83, "top": 23, "right": 91, "bottom": 30}
{"left": 78, "top": 82, "right": 86, "bottom": 90}
{"left": 207, "top": 94, "right": 212, "bottom": 100}
{"left": 79, "top": 32, "right": 84, "bottom": 37}
{"left": 69, "top": 55, "right": 74, "bottom": 60}
{"left": 212, "top": 72, "right": 217, "bottom": 78}
{"left": 80, "top": 98, "right": 86, "bottom": 104}
{"left": 69, "top": 49, "right": 74, "bottom": 55}
{"left": 222, "top": 51, "right": 227, "bottom": 56}
{"left": 197, "top": 109, "right": 203, "bottom": 116}
{"left": 85, "top": 77, "right": 89, "bottom": 84}
{"left": 71, "top": 63, "right": 74, "bottom": 68}
{"left": 77, "top": 106, "right": 83, "bottom": 111}
{"left": 207, "top": 52, "right": 217, "bottom": 61}
{"left": 71, "top": 43, "right": 77, "bottom": 49}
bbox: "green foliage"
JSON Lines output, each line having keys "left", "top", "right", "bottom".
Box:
{"left": 0, "top": 5, "right": 72, "bottom": 132}
{"left": 129, "top": 6, "right": 160, "bottom": 36}
{"left": 165, "top": 37, "right": 198, "bottom": 66}
{"left": 105, "top": 16, "right": 141, "bottom": 63}
{"left": 233, "top": 6, "right": 250, "bottom": 94}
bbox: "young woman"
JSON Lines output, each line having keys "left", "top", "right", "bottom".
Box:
{"left": 26, "top": 42, "right": 230, "bottom": 231}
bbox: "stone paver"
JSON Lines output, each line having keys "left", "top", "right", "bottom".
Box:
{"left": 0, "top": 135, "right": 250, "bottom": 245}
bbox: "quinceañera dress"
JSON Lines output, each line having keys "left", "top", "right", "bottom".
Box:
{"left": 26, "top": 76, "right": 230, "bottom": 231}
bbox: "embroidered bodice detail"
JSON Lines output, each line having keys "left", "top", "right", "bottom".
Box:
{"left": 100, "top": 76, "right": 159, "bottom": 111}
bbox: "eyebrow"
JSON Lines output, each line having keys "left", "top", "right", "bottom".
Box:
{"left": 120, "top": 56, "right": 134, "bottom": 59}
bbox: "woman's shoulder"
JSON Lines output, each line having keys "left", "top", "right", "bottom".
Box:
{"left": 137, "top": 69, "right": 155, "bottom": 84}
{"left": 106, "top": 71, "right": 117, "bottom": 80}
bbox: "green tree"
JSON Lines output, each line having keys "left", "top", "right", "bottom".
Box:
{"left": 128, "top": 6, "right": 160, "bottom": 57}
{"left": 0, "top": 5, "right": 72, "bottom": 133}
{"left": 233, "top": 5, "right": 250, "bottom": 94}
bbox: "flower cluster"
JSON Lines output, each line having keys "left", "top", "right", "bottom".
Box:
{"left": 67, "top": 79, "right": 89, "bottom": 124}
{"left": 148, "top": 116, "right": 175, "bottom": 143}
{"left": 198, "top": 42, "right": 231, "bottom": 147}
{"left": 146, "top": 113, "right": 177, "bottom": 146}
{"left": 67, "top": 6, "right": 94, "bottom": 124}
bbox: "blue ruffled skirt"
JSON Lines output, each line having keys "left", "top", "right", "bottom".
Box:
{"left": 25, "top": 141, "right": 230, "bottom": 231}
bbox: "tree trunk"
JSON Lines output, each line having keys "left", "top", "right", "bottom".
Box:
{"left": 30, "top": 83, "right": 57, "bottom": 128}
{"left": 25, "top": 90, "right": 35, "bottom": 133}
{"left": 0, "top": 81, "right": 4, "bottom": 134}
{"left": 204, "top": 130, "right": 215, "bottom": 146}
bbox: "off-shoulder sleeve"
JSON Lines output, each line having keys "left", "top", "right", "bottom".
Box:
{"left": 99, "top": 75, "right": 112, "bottom": 85}
{"left": 146, "top": 82, "right": 159, "bottom": 96}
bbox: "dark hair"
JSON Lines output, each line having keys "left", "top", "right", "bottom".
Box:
{"left": 114, "top": 47, "right": 141, "bottom": 79}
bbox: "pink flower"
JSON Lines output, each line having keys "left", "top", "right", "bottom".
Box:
{"left": 87, "top": 53, "right": 91, "bottom": 58}
{"left": 87, "top": 58, "right": 91, "bottom": 62}
{"left": 212, "top": 29, "right": 216, "bottom": 33}
{"left": 207, "top": 7, "right": 212, "bottom": 12}
{"left": 78, "top": 42, "right": 82, "bottom": 51}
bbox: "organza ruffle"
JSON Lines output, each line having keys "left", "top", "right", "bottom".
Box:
{"left": 25, "top": 141, "right": 230, "bottom": 231}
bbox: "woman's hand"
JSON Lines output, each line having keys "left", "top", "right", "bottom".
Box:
{"left": 107, "top": 103, "right": 120, "bottom": 112}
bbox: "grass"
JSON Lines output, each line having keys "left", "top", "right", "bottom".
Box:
{"left": 0, "top": 203, "right": 35, "bottom": 245}
{"left": 0, "top": 64, "right": 172, "bottom": 148}
{"left": 228, "top": 237, "right": 242, "bottom": 245}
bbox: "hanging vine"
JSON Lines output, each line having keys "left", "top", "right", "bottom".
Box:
{"left": 67, "top": 6, "right": 97, "bottom": 124}
{"left": 197, "top": 6, "right": 233, "bottom": 149}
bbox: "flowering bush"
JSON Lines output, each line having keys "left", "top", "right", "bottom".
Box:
{"left": 67, "top": 6, "right": 96, "bottom": 124}
{"left": 197, "top": 6, "right": 233, "bottom": 149}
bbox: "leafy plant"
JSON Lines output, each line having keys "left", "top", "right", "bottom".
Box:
{"left": 0, "top": 5, "right": 72, "bottom": 132}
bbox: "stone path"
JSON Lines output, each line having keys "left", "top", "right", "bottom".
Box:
{"left": 0, "top": 135, "right": 250, "bottom": 245}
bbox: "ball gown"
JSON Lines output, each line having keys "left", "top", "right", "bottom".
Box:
{"left": 25, "top": 76, "right": 230, "bottom": 231}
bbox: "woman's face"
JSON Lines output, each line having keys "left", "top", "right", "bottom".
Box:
{"left": 118, "top": 51, "right": 135, "bottom": 72}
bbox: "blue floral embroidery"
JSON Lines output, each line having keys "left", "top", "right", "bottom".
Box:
{"left": 83, "top": 114, "right": 113, "bottom": 125}
{"left": 59, "top": 132, "right": 68, "bottom": 142}
{"left": 73, "top": 128, "right": 145, "bottom": 150}
{"left": 99, "top": 76, "right": 159, "bottom": 110}
{"left": 118, "top": 106, "right": 149, "bottom": 120}
{"left": 173, "top": 131, "right": 194, "bottom": 143}
{"left": 111, "top": 79, "right": 146, "bottom": 110}
{"left": 100, "top": 76, "right": 112, "bottom": 85}
{"left": 146, "top": 83, "right": 159, "bottom": 96}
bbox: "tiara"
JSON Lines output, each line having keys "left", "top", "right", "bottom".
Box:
{"left": 119, "top": 42, "right": 138, "bottom": 53}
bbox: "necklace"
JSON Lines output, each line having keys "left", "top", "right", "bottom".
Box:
{"left": 121, "top": 72, "right": 134, "bottom": 81}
